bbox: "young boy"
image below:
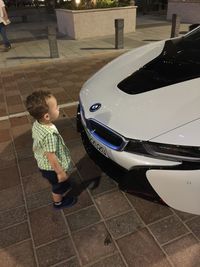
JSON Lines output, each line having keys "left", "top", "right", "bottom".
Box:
{"left": 26, "top": 90, "right": 77, "bottom": 209}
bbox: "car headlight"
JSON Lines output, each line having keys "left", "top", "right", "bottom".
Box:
{"left": 125, "top": 140, "right": 200, "bottom": 162}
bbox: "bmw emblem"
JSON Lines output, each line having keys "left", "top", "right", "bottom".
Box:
{"left": 89, "top": 103, "right": 101, "bottom": 112}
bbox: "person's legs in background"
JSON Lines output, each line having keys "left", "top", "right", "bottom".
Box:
{"left": 0, "top": 23, "right": 11, "bottom": 51}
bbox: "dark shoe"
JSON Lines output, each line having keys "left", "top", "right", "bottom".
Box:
{"left": 3, "top": 45, "right": 11, "bottom": 52}
{"left": 53, "top": 196, "right": 77, "bottom": 210}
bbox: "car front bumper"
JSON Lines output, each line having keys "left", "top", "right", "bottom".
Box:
{"left": 77, "top": 105, "right": 200, "bottom": 215}
{"left": 77, "top": 104, "right": 181, "bottom": 171}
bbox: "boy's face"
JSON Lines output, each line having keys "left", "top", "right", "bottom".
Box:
{"left": 46, "top": 96, "right": 59, "bottom": 122}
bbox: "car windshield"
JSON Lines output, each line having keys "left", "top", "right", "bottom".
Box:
{"left": 118, "top": 27, "right": 200, "bottom": 94}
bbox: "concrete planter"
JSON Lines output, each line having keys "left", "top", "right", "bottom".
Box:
{"left": 56, "top": 6, "right": 137, "bottom": 39}
{"left": 167, "top": 0, "right": 200, "bottom": 23}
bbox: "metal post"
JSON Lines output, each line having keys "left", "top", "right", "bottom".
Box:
{"left": 170, "top": 14, "right": 180, "bottom": 38}
{"left": 48, "top": 26, "right": 59, "bottom": 58}
{"left": 115, "top": 19, "right": 124, "bottom": 49}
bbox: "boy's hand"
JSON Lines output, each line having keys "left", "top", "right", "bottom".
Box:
{"left": 45, "top": 152, "right": 69, "bottom": 182}
{"left": 57, "top": 171, "right": 69, "bottom": 183}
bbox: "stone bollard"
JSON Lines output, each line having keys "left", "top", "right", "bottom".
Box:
{"left": 170, "top": 14, "right": 180, "bottom": 38}
{"left": 47, "top": 25, "right": 59, "bottom": 58}
{"left": 115, "top": 19, "right": 124, "bottom": 49}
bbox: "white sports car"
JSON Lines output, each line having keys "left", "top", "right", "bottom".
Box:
{"left": 77, "top": 26, "right": 200, "bottom": 215}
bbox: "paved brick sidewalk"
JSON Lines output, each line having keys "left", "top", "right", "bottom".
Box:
{"left": 0, "top": 52, "right": 199, "bottom": 267}
{"left": 0, "top": 12, "right": 199, "bottom": 266}
{"left": 0, "top": 18, "right": 190, "bottom": 68}
{"left": 0, "top": 53, "right": 120, "bottom": 117}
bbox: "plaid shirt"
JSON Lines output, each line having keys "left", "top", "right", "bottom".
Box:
{"left": 32, "top": 120, "right": 73, "bottom": 172}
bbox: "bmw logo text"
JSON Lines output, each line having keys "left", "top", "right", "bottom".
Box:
{"left": 89, "top": 103, "right": 101, "bottom": 112}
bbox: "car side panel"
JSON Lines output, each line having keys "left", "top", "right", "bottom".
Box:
{"left": 146, "top": 169, "right": 200, "bottom": 215}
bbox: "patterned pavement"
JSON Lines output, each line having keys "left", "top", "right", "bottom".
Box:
{"left": 0, "top": 11, "right": 200, "bottom": 266}
{"left": 0, "top": 52, "right": 199, "bottom": 267}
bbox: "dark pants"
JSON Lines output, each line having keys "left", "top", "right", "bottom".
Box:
{"left": 40, "top": 169, "right": 71, "bottom": 195}
{"left": 0, "top": 23, "right": 11, "bottom": 47}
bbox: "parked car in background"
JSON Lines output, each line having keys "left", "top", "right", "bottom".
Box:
{"left": 77, "top": 26, "right": 200, "bottom": 215}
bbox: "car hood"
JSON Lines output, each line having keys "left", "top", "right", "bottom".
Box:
{"left": 80, "top": 41, "right": 200, "bottom": 145}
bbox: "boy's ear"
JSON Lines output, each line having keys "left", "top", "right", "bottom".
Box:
{"left": 44, "top": 113, "right": 50, "bottom": 121}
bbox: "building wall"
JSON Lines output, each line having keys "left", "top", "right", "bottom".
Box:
{"left": 167, "top": 0, "right": 200, "bottom": 23}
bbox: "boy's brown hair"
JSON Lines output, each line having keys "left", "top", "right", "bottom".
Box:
{"left": 25, "top": 90, "right": 52, "bottom": 120}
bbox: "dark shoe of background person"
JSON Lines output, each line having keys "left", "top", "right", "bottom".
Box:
{"left": 3, "top": 45, "right": 11, "bottom": 52}
{"left": 53, "top": 196, "right": 77, "bottom": 210}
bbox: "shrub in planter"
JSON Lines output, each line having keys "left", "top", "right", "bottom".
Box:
{"left": 56, "top": 0, "right": 131, "bottom": 9}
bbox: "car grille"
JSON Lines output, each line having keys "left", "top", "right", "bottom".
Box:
{"left": 85, "top": 119, "right": 126, "bottom": 150}
{"left": 79, "top": 103, "right": 126, "bottom": 150}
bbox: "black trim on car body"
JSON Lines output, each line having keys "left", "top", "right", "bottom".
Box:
{"left": 118, "top": 28, "right": 200, "bottom": 94}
